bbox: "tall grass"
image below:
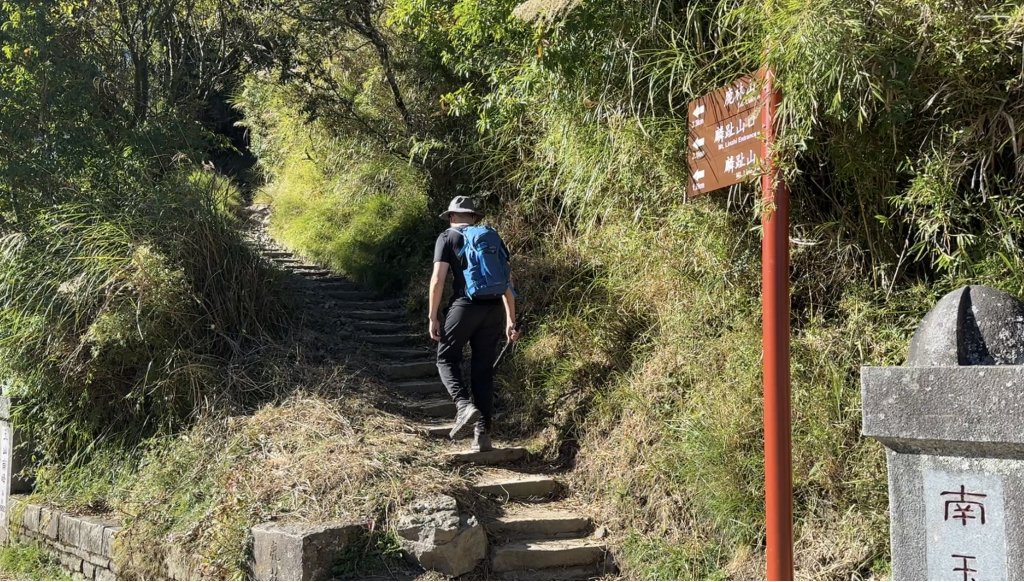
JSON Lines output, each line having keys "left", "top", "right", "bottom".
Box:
{"left": 0, "top": 167, "right": 287, "bottom": 473}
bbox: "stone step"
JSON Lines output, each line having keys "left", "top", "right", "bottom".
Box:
{"left": 286, "top": 264, "right": 329, "bottom": 274}
{"left": 338, "top": 310, "right": 405, "bottom": 322}
{"left": 354, "top": 320, "right": 409, "bottom": 334}
{"left": 377, "top": 347, "right": 433, "bottom": 359}
{"left": 448, "top": 447, "right": 528, "bottom": 465}
{"left": 362, "top": 333, "right": 423, "bottom": 346}
{"left": 491, "top": 538, "right": 607, "bottom": 573}
{"left": 314, "top": 276, "right": 361, "bottom": 285}
{"left": 496, "top": 564, "right": 610, "bottom": 581}
{"left": 384, "top": 362, "right": 437, "bottom": 380}
{"left": 323, "top": 300, "right": 402, "bottom": 311}
{"left": 483, "top": 507, "right": 591, "bottom": 539}
{"left": 319, "top": 290, "right": 378, "bottom": 301}
{"left": 289, "top": 267, "right": 333, "bottom": 277}
{"left": 418, "top": 422, "right": 458, "bottom": 438}
{"left": 264, "top": 251, "right": 293, "bottom": 258}
{"left": 408, "top": 398, "right": 455, "bottom": 418}
{"left": 418, "top": 411, "right": 505, "bottom": 438}
{"left": 474, "top": 473, "right": 560, "bottom": 500}
{"left": 393, "top": 380, "right": 445, "bottom": 396}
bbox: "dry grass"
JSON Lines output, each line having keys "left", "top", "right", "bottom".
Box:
{"left": 112, "top": 363, "right": 468, "bottom": 580}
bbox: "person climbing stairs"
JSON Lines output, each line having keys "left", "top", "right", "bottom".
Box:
{"left": 252, "top": 234, "right": 615, "bottom": 580}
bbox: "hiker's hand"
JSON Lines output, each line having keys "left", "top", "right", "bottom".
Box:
{"left": 507, "top": 323, "right": 522, "bottom": 343}
{"left": 429, "top": 318, "right": 442, "bottom": 341}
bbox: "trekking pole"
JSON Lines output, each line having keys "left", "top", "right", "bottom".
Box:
{"left": 493, "top": 322, "right": 523, "bottom": 370}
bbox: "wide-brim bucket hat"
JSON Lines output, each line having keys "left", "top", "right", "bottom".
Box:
{"left": 439, "top": 196, "right": 485, "bottom": 219}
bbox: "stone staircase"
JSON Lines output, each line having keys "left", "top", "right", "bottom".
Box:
{"left": 258, "top": 242, "right": 615, "bottom": 580}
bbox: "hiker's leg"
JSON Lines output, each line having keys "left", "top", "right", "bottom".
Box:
{"left": 436, "top": 301, "right": 477, "bottom": 402}
{"left": 469, "top": 304, "right": 505, "bottom": 431}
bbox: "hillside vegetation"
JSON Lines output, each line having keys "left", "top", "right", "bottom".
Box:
{"left": 4, "top": 0, "right": 1024, "bottom": 579}
{"left": 240, "top": 0, "right": 1024, "bottom": 578}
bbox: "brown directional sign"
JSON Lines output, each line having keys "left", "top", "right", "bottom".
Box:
{"left": 687, "top": 72, "right": 765, "bottom": 198}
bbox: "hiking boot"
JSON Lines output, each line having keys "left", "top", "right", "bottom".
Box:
{"left": 449, "top": 399, "right": 481, "bottom": 440}
{"left": 471, "top": 427, "right": 493, "bottom": 453}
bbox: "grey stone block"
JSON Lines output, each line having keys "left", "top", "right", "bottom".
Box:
{"left": 491, "top": 538, "right": 606, "bottom": 572}
{"left": 82, "top": 561, "right": 96, "bottom": 579}
{"left": 448, "top": 447, "right": 527, "bottom": 465}
{"left": 78, "top": 516, "right": 117, "bottom": 557}
{"left": 94, "top": 567, "right": 116, "bottom": 582}
{"left": 395, "top": 494, "right": 487, "bottom": 577}
{"left": 862, "top": 366, "right": 1024, "bottom": 456}
{"left": 251, "top": 521, "right": 364, "bottom": 581}
{"left": 57, "top": 540, "right": 91, "bottom": 561}
{"left": 60, "top": 551, "right": 84, "bottom": 573}
{"left": 101, "top": 525, "right": 120, "bottom": 558}
{"left": 58, "top": 514, "right": 82, "bottom": 548}
{"left": 20, "top": 502, "right": 41, "bottom": 532}
{"left": 40, "top": 506, "right": 60, "bottom": 539}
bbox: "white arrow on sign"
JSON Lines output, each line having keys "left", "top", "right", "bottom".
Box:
{"left": 693, "top": 104, "right": 705, "bottom": 117}
{"left": 692, "top": 137, "right": 705, "bottom": 150}
{"left": 693, "top": 169, "right": 705, "bottom": 180}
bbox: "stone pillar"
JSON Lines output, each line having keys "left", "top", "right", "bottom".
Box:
{"left": 862, "top": 285, "right": 1024, "bottom": 581}
{"left": 0, "top": 396, "right": 33, "bottom": 539}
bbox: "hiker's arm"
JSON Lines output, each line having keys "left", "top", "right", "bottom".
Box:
{"left": 428, "top": 262, "right": 447, "bottom": 341}
{"left": 502, "top": 287, "right": 522, "bottom": 342}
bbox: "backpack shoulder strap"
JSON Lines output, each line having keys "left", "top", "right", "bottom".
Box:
{"left": 447, "top": 226, "right": 468, "bottom": 258}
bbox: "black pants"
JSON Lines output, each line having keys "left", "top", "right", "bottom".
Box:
{"left": 436, "top": 298, "right": 505, "bottom": 431}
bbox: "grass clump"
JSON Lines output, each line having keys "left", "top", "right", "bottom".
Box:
{"left": 0, "top": 542, "right": 70, "bottom": 581}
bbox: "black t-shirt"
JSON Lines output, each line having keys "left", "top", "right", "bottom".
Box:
{"left": 433, "top": 227, "right": 509, "bottom": 304}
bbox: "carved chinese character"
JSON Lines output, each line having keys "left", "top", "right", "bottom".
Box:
{"left": 942, "top": 485, "right": 988, "bottom": 526}
{"left": 952, "top": 554, "right": 978, "bottom": 581}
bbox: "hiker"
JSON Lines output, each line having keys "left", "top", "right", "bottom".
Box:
{"left": 428, "top": 196, "right": 521, "bottom": 453}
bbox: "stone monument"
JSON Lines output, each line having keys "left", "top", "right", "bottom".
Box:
{"left": 862, "top": 285, "right": 1024, "bottom": 580}
{"left": 0, "top": 394, "right": 33, "bottom": 541}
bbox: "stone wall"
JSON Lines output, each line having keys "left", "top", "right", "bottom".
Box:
{"left": 6, "top": 496, "right": 120, "bottom": 581}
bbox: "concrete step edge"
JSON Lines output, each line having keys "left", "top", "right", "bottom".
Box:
{"left": 483, "top": 510, "right": 592, "bottom": 538}
{"left": 490, "top": 537, "right": 608, "bottom": 573}
{"left": 448, "top": 447, "right": 528, "bottom": 465}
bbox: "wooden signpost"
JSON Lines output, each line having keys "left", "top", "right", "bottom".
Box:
{"left": 687, "top": 69, "right": 794, "bottom": 581}
{"left": 687, "top": 72, "right": 763, "bottom": 198}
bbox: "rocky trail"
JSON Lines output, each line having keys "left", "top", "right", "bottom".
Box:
{"left": 249, "top": 229, "right": 616, "bottom": 581}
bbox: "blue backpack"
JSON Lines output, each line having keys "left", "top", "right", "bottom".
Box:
{"left": 451, "top": 225, "right": 511, "bottom": 299}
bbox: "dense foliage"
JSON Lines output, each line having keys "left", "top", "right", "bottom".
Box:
{"left": 0, "top": 2, "right": 284, "bottom": 466}
{"left": 240, "top": 0, "right": 1024, "bottom": 578}
{"left": 7, "top": 0, "right": 1024, "bottom": 578}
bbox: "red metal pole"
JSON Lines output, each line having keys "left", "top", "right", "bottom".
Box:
{"left": 760, "top": 68, "right": 793, "bottom": 581}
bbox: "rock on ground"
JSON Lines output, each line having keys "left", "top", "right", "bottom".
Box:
{"left": 395, "top": 494, "right": 487, "bottom": 576}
